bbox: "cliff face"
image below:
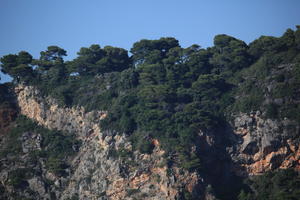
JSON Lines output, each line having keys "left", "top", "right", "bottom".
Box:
{"left": 5, "top": 85, "right": 203, "bottom": 200}
{"left": 231, "top": 112, "right": 300, "bottom": 175}
{"left": 0, "top": 84, "right": 299, "bottom": 200}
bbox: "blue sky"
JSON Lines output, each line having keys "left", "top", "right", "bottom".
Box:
{"left": 1, "top": 0, "right": 299, "bottom": 82}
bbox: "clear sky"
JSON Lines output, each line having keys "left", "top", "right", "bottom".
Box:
{"left": 1, "top": 0, "right": 299, "bottom": 82}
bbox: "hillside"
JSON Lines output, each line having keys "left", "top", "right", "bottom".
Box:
{"left": 0, "top": 27, "right": 300, "bottom": 200}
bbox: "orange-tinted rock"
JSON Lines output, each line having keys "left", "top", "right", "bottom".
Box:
{"left": 233, "top": 113, "right": 300, "bottom": 175}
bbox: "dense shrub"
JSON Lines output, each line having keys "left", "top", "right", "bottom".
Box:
{"left": 8, "top": 168, "right": 33, "bottom": 188}
{"left": 239, "top": 169, "right": 300, "bottom": 200}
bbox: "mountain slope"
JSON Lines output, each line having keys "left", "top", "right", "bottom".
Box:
{"left": 1, "top": 27, "right": 300, "bottom": 200}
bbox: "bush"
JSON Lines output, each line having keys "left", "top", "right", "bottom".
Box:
{"left": 126, "top": 188, "right": 140, "bottom": 196}
{"left": 8, "top": 168, "right": 33, "bottom": 188}
{"left": 45, "top": 157, "right": 68, "bottom": 176}
{"left": 1, "top": 115, "right": 79, "bottom": 177}
{"left": 265, "top": 103, "right": 278, "bottom": 119}
{"left": 241, "top": 169, "right": 300, "bottom": 200}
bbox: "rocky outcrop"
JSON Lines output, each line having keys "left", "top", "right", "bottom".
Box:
{"left": 2, "top": 84, "right": 299, "bottom": 199}
{"left": 21, "top": 132, "right": 42, "bottom": 153}
{"left": 15, "top": 85, "right": 107, "bottom": 139}
{"left": 11, "top": 85, "right": 204, "bottom": 200}
{"left": 231, "top": 112, "right": 300, "bottom": 175}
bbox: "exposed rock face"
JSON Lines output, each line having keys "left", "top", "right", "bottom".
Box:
{"left": 12, "top": 85, "right": 204, "bottom": 200}
{"left": 1, "top": 84, "right": 299, "bottom": 199}
{"left": 21, "top": 132, "right": 42, "bottom": 153}
{"left": 28, "top": 177, "right": 47, "bottom": 197}
{"left": 15, "top": 85, "right": 107, "bottom": 139}
{"left": 231, "top": 112, "right": 300, "bottom": 175}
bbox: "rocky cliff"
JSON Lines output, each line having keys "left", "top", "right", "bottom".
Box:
{"left": 0, "top": 85, "right": 205, "bottom": 200}
{"left": 231, "top": 112, "right": 300, "bottom": 175}
{"left": 2, "top": 27, "right": 300, "bottom": 200}
{"left": 1, "top": 83, "right": 298, "bottom": 200}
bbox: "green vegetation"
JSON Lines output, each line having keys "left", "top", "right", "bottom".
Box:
{"left": 1, "top": 27, "right": 300, "bottom": 199}
{"left": 1, "top": 116, "right": 34, "bottom": 156}
{"left": 0, "top": 83, "right": 14, "bottom": 104}
{"left": 0, "top": 115, "right": 80, "bottom": 176}
{"left": 126, "top": 188, "right": 140, "bottom": 196}
{"left": 8, "top": 168, "right": 33, "bottom": 188}
{"left": 239, "top": 169, "right": 300, "bottom": 200}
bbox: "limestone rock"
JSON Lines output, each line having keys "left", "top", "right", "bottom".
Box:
{"left": 28, "top": 177, "right": 48, "bottom": 197}
{"left": 231, "top": 112, "right": 300, "bottom": 175}
{"left": 10, "top": 85, "right": 203, "bottom": 200}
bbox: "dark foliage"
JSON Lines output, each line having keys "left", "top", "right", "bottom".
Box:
{"left": 0, "top": 115, "right": 80, "bottom": 176}
{"left": 239, "top": 169, "right": 300, "bottom": 200}
{"left": 1, "top": 27, "right": 300, "bottom": 199}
